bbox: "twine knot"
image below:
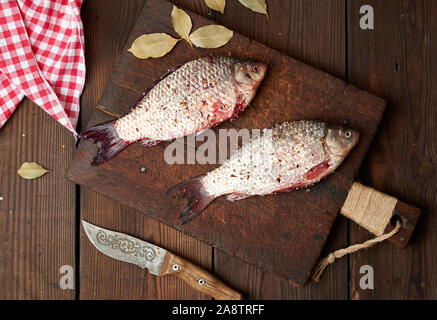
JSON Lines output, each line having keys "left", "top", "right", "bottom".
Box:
{"left": 327, "top": 253, "right": 336, "bottom": 264}
{"left": 311, "top": 183, "right": 403, "bottom": 282}
{"left": 311, "top": 219, "right": 402, "bottom": 282}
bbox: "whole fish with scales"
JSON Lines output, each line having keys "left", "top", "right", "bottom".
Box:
{"left": 169, "top": 120, "right": 360, "bottom": 224}
{"left": 80, "top": 56, "right": 268, "bottom": 166}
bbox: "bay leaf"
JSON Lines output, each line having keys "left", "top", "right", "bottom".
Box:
{"left": 128, "top": 33, "right": 180, "bottom": 59}
{"left": 204, "top": 0, "right": 226, "bottom": 14}
{"left": 189, "top": 25, "right": 233, "bottom": 48}
{"left": 17, "top": 162, "right": 50, "bottom": 180}
{"left": 171, "top": 5, "right": 192, "bottom": 46}
{"left": 238, "top": 0, "right": 268, "bottom": 17}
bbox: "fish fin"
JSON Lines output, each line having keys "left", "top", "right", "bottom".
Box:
{"left": 139, "top": 138, "right": 162, "bottom": 147}
{"left": 226, "top": 192, "right": 251, "bottom": 202}
{"left": 230, "top": 93, "right": 246, "bottom": 120}
{"left": 167, "top": 175, "right": 215, "bottom": 225}
{"left": 80, "top": 120, "right": 130, "bottom": 166}
{"left": 304, "top": 161, "right": 330, "bottom": 180}
{"left": 269, "top": 182, "right": 307, "bottom": 195}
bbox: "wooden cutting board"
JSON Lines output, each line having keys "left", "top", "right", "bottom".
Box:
{"left": 67, "top": 0, "right": 420, "bottom": 286}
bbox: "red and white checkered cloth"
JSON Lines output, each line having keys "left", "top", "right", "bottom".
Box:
{"left": 0, "top": 0, "right": 85, "bottom": 136}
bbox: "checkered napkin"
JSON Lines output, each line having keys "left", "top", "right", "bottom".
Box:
{"left": 0, "top": 0, "right": 85, "bottom": 136}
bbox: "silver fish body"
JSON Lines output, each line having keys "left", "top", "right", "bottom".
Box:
{"left": 169, "top": 120, "right": 359, "bottom": 224}
{"left": 117, "top": 56, "right": 265, "bottom": 142}
{"left": 81, "top": 56, "right": 267, "bottom": 166}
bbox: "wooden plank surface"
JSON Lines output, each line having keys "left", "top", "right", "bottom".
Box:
{"left": 78, "top": 0, "right": 213, "bottom": 300}
{"left": 0, "top": 99, "right": 76, "bottom": 299}
{"left": 213, "top": 0, "right": 349, "bottom": 299}
{"left": 1, "top": 0, "right": 435, "bottom": 300}
{"left": 348, "top": 0, "right": 437, "bottom": 299}
{"left": 78, "top": 0, "right": 350, "bottom": 299}
{"left": 68, "top": 0, "right": 386, "bottom": 287}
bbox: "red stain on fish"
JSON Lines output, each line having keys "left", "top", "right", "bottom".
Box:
{"left": 304, "top": 161, "right": 330, "bottom": 180}
{"left": 80, "top": 56, "right": 268, "bottom": 166}
{"left": 168, "top": 120, "right": 360, "bottom": 224}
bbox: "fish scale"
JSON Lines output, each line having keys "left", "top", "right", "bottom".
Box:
{"left": 116, "top": 57, "right": 245, "bottom": 141}
{"left": 80, "top": 56, "right": 267, "bottom": 166}
{"left": 169, "top": 120, "right": 359, "bottom": 224}
{"left": 203, "top": 121, "right": 328, "bottom": 197}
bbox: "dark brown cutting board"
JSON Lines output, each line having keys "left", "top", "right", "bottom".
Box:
{"left": 67, "top": 0, "right": 389, "bottom": 286}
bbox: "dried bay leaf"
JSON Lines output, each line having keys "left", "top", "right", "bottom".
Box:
{"left": 17, "top": 162, "right": 50, "bottom": 179}
{"left": 128, "top": 33, "right": 180, "bottom": 59}
{"left": 171, "top": 5, "right": 192, "bottom": 45}
{"left": 238, "top": 0, "right": 268, "bottom": 17}
{"left": 189, "top": 25, "right": 233, "bottom": 48}
{"left": 205, "top": 0, "right": 226, "bottom": 14}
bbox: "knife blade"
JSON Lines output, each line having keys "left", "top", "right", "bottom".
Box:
{"left": 82, "top": 220, "right": 242, "bottom": 300}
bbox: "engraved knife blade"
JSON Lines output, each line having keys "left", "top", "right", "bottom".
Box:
{"left": 81, "top": 220, "right": 243, "bottom": 299}
{"left": 82, "top": 220, "right": 167, "bottom": 276}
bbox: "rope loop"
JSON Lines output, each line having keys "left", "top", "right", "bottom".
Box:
{"left": 311, "top": 219, "right": 402, "bottom": 282}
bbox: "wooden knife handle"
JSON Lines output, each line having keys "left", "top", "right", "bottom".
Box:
{"left": 341, "top": 182, "right": 421, "bottom": 247}
{"left": 162, "top": 252, "right": 243, "bottom": 300}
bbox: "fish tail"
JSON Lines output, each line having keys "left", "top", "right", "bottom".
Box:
{"left": 80, "top": 120, "right": 130, "bottom": 166}
{"left": 167, "top": 175, "right": 215, "bottom": 225}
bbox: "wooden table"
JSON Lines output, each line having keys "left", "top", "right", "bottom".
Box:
{"left": 0, "top": 0, "right": 435, "bottom": 299}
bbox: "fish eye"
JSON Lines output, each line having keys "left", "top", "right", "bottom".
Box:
{"left": 251, "top": 64, "right": 259, "bottom": 73}
{"left": 344, "top": 130, "right": 352, "bottom": 139}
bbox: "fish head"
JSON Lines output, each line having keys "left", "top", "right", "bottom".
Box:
{"left": 324, "top": 124, "right": 360, "bottom": 159}
{"left": 233, "top": 60, "right": 268, "bottom": 93}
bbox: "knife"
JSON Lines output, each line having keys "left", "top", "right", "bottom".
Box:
{"left": 82, "top": 220, "right": 243, "bottom": 300}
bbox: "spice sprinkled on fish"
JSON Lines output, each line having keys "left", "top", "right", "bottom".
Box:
{"left": 80, "top": 56, "right": 267, "bottom": 166}
{"left": 168, "top": 120, "right": 359, "bottom": 224}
